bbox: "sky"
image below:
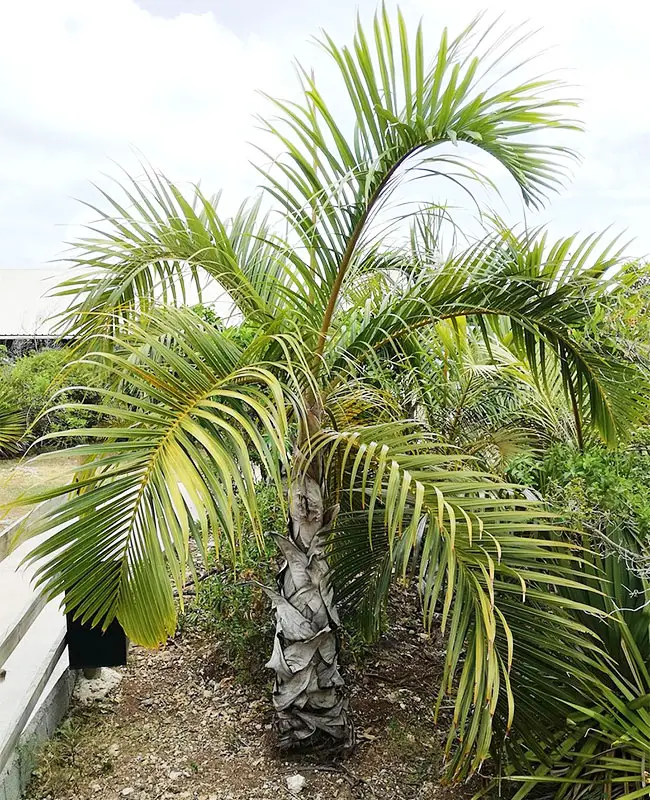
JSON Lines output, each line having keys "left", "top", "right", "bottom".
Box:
{"left": 1, "top": 0, "right": 649, "bottom": 332}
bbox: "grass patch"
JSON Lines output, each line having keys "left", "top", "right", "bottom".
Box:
{"left": 0, "top": 454, "right": 81, "bottom": 530}
{"left": 27, "top": 715, "right": 88, "bottom": 799}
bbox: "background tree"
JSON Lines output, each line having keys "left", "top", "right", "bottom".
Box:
{"left": 0, "top": 347, "right": 106, "bottom": 448}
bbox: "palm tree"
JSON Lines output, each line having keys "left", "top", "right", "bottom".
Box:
{"left": 17, "top": 8, "right": 648, "bottom": 776}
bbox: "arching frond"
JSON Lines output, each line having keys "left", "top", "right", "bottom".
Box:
{"left": 312, "top": 421, "right": 602, "bottom": 777}
{"left": 54, "top": 176, "right": 293, "bottom": 342}
{"left": 332, "top": 229, "right": 647, "bottom": 445}
{"left": 15, "top": 308, "right": 296, "bottom": 647}
{"left": 261, "top": 8, "right": 580, "bottom": 351}
{"left": 500, "top": 529, "right": 650, "bottom": 799}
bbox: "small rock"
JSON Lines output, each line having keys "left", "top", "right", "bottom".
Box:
{"left": 121, "top": 789, "right": 134, "bottom": 797}
{"left": 142, "top": 698, "right": 154, "bottom": 707}
{"left": 73, "top": 668, "right": 123, "bottom": 705}
{"left": 169, "top": 771, "right": 183, "bottom": 780}
{"left": 286, "top": 774, "right": 306, "bottom": 795}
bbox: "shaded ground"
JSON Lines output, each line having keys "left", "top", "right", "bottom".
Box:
{"left": 0, "top": 454, "right": 80, "bottom": 529}
{"left": 25, "top": 592, "right": 479, "bottom": 800}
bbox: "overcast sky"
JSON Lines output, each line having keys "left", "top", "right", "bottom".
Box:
{"left": 1, "top": 0, "right": 649, "bottom": 331}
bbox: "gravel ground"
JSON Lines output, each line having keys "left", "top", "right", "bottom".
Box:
{"left": 26, "top": 592, "right": 478, "bottom": 800}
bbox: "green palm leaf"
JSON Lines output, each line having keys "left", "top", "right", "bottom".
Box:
{"left": 17, "top": 308, "right": 293, "bottom": 646}
{"left": 332, "top": 227, "right": 645, "bottom": 445}
{"left": 0, "top": 401, "right": 26, "bottom": 456}
{"left": 314, "top": 421, "right": 604, "bottom": 776}
{"left": 53, "top": 178, "right": 291, "bottom": 342}
{"left": 260, "top": 8, "right": 580, "bottom": 352}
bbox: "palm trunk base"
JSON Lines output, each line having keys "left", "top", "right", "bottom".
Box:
{"left": 266, "top": 579, "right": 356, "bottom": 753}
{"left": 274, "top": 711, "right": 355, "bottom": 754}
{"left": 267, "top": 444, "right": 355, "bottom": 754}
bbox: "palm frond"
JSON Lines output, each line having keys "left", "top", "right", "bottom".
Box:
{"left": 503, "top": 531, "right": 650, "bottom": 799}
{"left": 16, "top": 307, "right": 295, "bottom": 647}
{"left": 260, "top": 8, "right": 580, "bottom": 351}
{"left": 53, "top": 175, "right": 293, "bottom": 342}
{"left": 333, "top": 229, "right": 646, "bottom": 445}
{"left": 312, "top": 421, "right": 601, "bottom": 776}
{"left": 0, "top": 401, "right": 26, "bottom": 456}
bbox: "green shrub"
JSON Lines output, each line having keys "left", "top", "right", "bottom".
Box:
{"left": 181, "top": 567, "right": 275, "bottom": 683}
{"left": 178, "top": 484, "right": 283, "bottom": 683}
{"left": 0, "top": 348, "right": 106, "bottom": 450}
{"left": 508, "top": 441, "right": 650, "bottom": 541}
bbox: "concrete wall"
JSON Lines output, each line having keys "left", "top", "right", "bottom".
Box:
{"left": 0, "top": 662, "right": 75, "bottom": 800}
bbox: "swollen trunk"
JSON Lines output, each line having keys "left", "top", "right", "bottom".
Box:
{"left": 266, "top": 446, "right": 353, "bottom": 751}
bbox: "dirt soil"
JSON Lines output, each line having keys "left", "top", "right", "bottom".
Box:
{"left": 25, "top": 592, "right": 479, "bottom": 800}
{"left": 0, "top": 454, "right": 80, "bottom": 530}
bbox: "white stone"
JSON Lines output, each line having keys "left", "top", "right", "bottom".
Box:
{"left": 286, "top": 774, "right": 307, "bottom": 795}
{"left": 73, "top": 667, "right": 123, "bottom": 705}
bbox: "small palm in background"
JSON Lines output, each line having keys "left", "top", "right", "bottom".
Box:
{"left": 0, "top": 400, "right": 25, "bottom": 457}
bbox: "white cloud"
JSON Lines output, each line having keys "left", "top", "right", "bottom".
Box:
{"left": 0, "top": 0, "right": 290, "bottom": 273}
{"left": 0, "top": 0, "right": 649, "bottom": 333}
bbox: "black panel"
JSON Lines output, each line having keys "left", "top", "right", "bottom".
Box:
{"left": 66, "top": 614, "right": 128, "bottom": 669}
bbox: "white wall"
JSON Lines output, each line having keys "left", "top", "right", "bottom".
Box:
{"left": 0, "top": 270, "right": 68, "bottom": 335}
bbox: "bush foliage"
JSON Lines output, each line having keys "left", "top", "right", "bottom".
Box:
{"left": 178, "top": 484, "right": 282, "bottom": 683}
{"left": 0, "top": 347, "right": 105, "bottom": 452}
